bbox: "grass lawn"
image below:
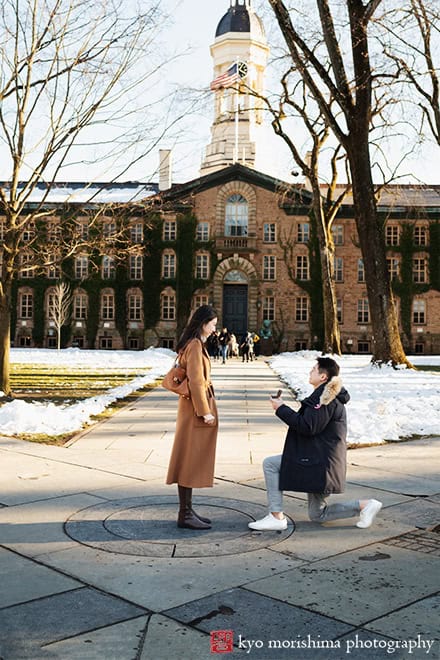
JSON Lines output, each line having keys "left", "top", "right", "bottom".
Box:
{"left": 3, "top": 363, "right": 158, "bottom": 445}
{"left": 10, "top": 363, "right": 152, "bottom": 402}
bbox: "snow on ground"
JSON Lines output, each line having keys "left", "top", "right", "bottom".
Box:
{"left": 0, "top": 347, "right": 175, "bottom": 436}
{"left": 270, "top": 351, "right": 440, "bottom": 445}
{"left": 0, "top": 348, "right": 439, "bottom": 443}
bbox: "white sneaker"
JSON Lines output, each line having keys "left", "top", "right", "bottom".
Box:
{"left": 248, "top": 513, "right": 287, "bottom": 531}
{"left": 356, "top": 499, "right": 383, "bottom": 528}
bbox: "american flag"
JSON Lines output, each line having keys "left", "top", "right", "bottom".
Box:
{"left": 210, "top": 62, "right": 241, "bottom": 90}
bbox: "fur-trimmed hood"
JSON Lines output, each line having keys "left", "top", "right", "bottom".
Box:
{"left": 320, "top": 376, "right": 349, "bottom": 405}
{"left": 301, "top": 376, "right": 350, "bottom": 409}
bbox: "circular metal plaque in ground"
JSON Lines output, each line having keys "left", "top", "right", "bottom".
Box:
{"left": 65, "top": 496, "right": 294, "bottom": 557}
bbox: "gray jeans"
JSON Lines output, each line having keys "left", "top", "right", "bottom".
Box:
{"left": 262, "top": 454, "right": 360, "bottom": 522}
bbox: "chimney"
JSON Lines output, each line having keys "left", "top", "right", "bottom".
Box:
{"left": 159, "top": 149, "right": 172, "bottom": 191}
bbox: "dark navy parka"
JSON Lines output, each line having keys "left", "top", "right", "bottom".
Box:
{"left": 276, "top": 377, "right": 350, "bottom": 494}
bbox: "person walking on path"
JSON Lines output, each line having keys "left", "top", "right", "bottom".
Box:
{"left": 218, "top": 327, "right": 231, "bottom": 364}
{"left": 166, "top": 305, "right": 219, "bottom": 530}
{"left": 249, "top": 357, "right": 382, "bottom": 531}
{"left": 240, "top": 331, "right": 254, "bottom": 362}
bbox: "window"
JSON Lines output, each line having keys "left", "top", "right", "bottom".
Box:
{"left": 386, "top": 225, "right": 399, "bottom": 246}
{"left": 130, "top": 223, "right": 143, "bottom": 243}
{"left": 162, "top": 338, "right": 175, "bottom": 349}
{"left": 163, "top": 220, "right": 177, "bottom": 241}
{"left": 414, "top": 341, "right": 424, "bottom": 354}
{"left": 296, "top": 255, "right": 309, "bottom": 280}
{"left": 357, "top": 341, "right": 370, "bottom": 353}
{"left": 413, "top": 258, "right": 427, "bottom": 283}
{"left": 0, "top": 221, "right": 5, "bottom": 241}
{"left": 128, "top": 293, "right": 142, "bottom": 321}
{"left": 101, "top": 292, "right": 115, "bottom": 320}
{"left": 263, "top": 223, "right": 276, "bottom": 243}
{"left": 414, "top": 226, "right": 428, "bottom": 246}
{"left": 263, "top": 255, "right": 276, "bottom": 280}
{"left": 75, "top": 221, "right": 89, "bottom": 240}
{"left": 225, "top": 194, "right": 248, "bottom": 237}
{"left": 263, "top": 296, "right": 275, "bottom": 321}
{"left": 295, "top": 341, "right": 308, "bottom": 351}
{"left": 103, "top": 221, "right": 117, "bottom": 239}
{"left": 332, "top": 225, "right": 344, "bottom": 245}
{"left": 162, "top": 252, "right": 176, "bottom": 279}
{"left": 196, "top": 254, "right": 209, "bottom": 279}
{"left": 334, "top": 257, "right": 344, "bottom": 282}
{"left": 20, "top": 292, "right": 33, "bottom": 319}
{"left": 47, "top": 224, "right": 62, "bottom": 243}
{"left": 128, "top": 337, "right": 140, "bottom": 350}
{"left": 102, "top": 255, "right": 116, "bottom": 279}
{"left": 387, "top": 257, "right": 400, "bottom": 281}
{"left": 100, "top": 337, "right": 113, "bottom": 349}
{"left": 72, "top": 336, "right": 84, "bottom": 348}
{"left": 357, "top": 299, "right": 370, "bottom": 323}
{"left": 22, "top": 223, "right": 35, "bottom": 243}
{"left": 19, "top": 252, "right": 33, "bottom": 278}
{"left": 161, "top": 294, "right": 175, "bottom": 320}
{"left": 357, "top": 258, "right": 365, "bottom": 282}
{"left": 73, "top": 293, "right": 87, "bottom": 320}
{"left": 46, "top": 254, "right": 61, "bottom": 280}
{"left": 196, "top": 222, "right": 209, "bottom": 242}
{"left": 129, "top": 254, "right": 143, "bottom": 280}
{"left": 75, "top": 255, "right": 89, "bottom": 279}
{"left": 413, "top": 299, "right": 426, "bottom": 324}
{"left": 47, "top": 292, "right": 56, "bottom": 319}
{"left": 337, "top": 298, "right": 343, "bottom": 323}
{"left": 295, "top": 297, "right": 308, "bottom": 322}
{"left": 297, "top": 223, "right": 310, "bottom": 243}
{"left": 193, "top": 294, "right": 209, "bottom": 309}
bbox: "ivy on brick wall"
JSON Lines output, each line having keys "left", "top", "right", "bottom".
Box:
{"left": 175, "top": 211, "right": 196, "bottom": 337}
{"left": 429, "top": 221, "right": 440, "bottom": 291}
{"left": 143, "top": 213, "right": 163, "bottom": 329}
{"left": 391, "top": 223, "right": 430, "bottom": 343}
{"left": 296, "top": 211, "right": 324, "bottom": 347}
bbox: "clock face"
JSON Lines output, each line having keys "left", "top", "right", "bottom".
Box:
{"left": 238, "top": 61, "right": 248, "bottom": 79}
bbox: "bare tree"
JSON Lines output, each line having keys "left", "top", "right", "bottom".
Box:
{"left": 248, "top": 72, "right": 349, "bottom": 354}
{"left": 267, "top": 0, "right": 410, "bottom": 366}
{"left": 384, "top": 0, "right": 440, "bottom": 147}
{"left": 48, "top": 282, "right": 72, "bottom": 350}
{"left": 0, "top": 0, "right": 181, "bottom": 396}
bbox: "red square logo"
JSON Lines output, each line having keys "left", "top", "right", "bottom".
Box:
{"left": 210, "top": 630, "right": 234, "bottom": 654}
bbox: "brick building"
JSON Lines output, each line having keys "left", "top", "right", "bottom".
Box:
{"left": 2, "top": 0, "right": 439, "bottom": 354}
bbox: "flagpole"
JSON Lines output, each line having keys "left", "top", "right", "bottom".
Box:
{"left": 234, "top": 57, "right": 239, "bottom": 163}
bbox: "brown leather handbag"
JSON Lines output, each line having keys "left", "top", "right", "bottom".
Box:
{"left": 162, "top": 359, "right": 190, "bottom": 399}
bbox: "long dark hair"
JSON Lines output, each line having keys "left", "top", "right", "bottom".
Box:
{"left": 176, "top": 305, "right": 217, "bottom": 352}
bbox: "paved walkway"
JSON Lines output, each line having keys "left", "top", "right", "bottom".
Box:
{"left": 0, "top": 358, "right": 439, "bottom": 659}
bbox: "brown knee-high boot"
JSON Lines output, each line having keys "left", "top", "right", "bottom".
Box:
{"left": 177, "top": 486, "right": 211, "bottom": 530}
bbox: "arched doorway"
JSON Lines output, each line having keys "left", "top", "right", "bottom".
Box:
{"left": 222, "top": 270, "right": 248, "bottom": 337}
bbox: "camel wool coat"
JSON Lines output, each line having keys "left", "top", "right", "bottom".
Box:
{"left": 166, "top": 338, "right": 218, "bottom": 488}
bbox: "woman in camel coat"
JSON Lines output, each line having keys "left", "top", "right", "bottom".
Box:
{"left": 166, "top": 305, "right": 218, "bottom": 530}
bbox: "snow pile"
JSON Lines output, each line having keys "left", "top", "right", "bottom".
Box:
{"left": 1, "top": 348, "right": 440, "bottom": 443}
{"left": 0, "top": 347, "right": 175, "bottom": 435}
{"left": 270, "top": 351, "right": 440, "bottom": 444}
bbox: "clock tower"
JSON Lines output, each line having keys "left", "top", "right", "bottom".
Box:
{"left": 200, "top": 0, "right": 269, "bottom": 175}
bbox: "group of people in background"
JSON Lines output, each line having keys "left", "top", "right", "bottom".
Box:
{"left": 206, "top": 328, "right": 260, "bottom": 363}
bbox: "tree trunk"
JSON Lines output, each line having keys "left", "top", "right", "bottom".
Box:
{"left": 0, "top": 285, "right": 12, "bottom": 397}
{"left": 347, "top": 139, "right": 410, "bottom": 365}
{"left": 312, "top": 189, "right": 341, "bottom": 355}
{"left": 320, "top": 243, "right": 341, "bottom": 355}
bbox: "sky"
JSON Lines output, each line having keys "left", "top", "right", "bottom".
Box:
{"left": 0, "top": 348, "right": 439, "bottom": 444}
{"left": 145, "top": 0, "right": 440, "bottom": 186}
{"left": 2, "top": 0, "right": 437, "bottom": 187}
